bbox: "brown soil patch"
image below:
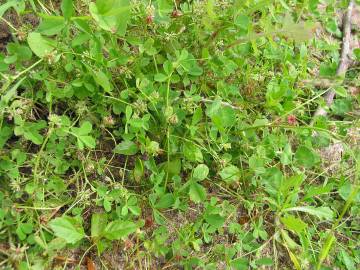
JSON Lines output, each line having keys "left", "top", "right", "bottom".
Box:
{"left": 0, "top": 22, "right": 11, "bottom": 52}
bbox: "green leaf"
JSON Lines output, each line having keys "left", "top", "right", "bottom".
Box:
{"left": 0, "top": 53, "right": 9, "bottom": 71}
{"left": 284, "top": 206, "right": 334, "bottom": 220}
{"left": 20, "top": 223, "right": 33, "bottom": 234}
{"left": 230, "top": 258, "right": 248, "bottom": 270}
{"left": 114, "top": 141, "right": 138, "bottom": 155}
{"left": 161, "top": 159, "right": 181, "bottom": 178}
{"left": 163, "top": 60, "right": 173, "bottom": 75}
{"left": 219, "top": 165, "right": 240, "bottom": 183}
{"left": 133, "top": 158, "right": 144, "bottom": 182}
{"left": 266, "top": 79, "right": 287, "bottom": 106}
{"left": 125, "top": 105, "right": 132, "bottom": 121}
{"left": 78, "top": 121, "right": 92, "bottom": 135}
{"left": 354, "top": 48, "right": 360, "bottom": 60}
{"left": 280, "top": 143, "right": 292, "bottom": 165}
{"left": 0, "top": 126, "right": 12, "bottom": 149}
{"left": 304, "top": 184, "right": 334, "bottom": 200}
{"left": 339, "top": 182, "right": 360, "bottom": 202}
{"left": 249, "top": 155, "right": 265, "bottom": 174}
{"left": 154, "top": 73, "right": 168, "bottom": 82}
{"left": 77, "top": 135, "right": 96, "bottom": 149}
{"left": 281, "top": 229, "right": 299, "bottom": 250}
{"left": 6, "top": 43, "right": 32, "bottom": 63}
{"left": 205, "top": 99, "right": 222, "bottom": 117}
{"left": 193, "top": 164, "right": 209, "bottom": 181}
{"left": 235, "top": 14, "right": 250, "bottom": 30}
{"left": 27, "top": 32, "right": 55, "bottom": 58}
{"left": 281, "top": 215, "right": 307, "bottom": 234}
{"left": 71, "top": 121, "right": 96, "bottom": 149}
{"left": 2, "top": 77, "right": 26, "bottom": 104}
{"left": 142, "top": 38, "right": 157, "bottom": 55}
{"left": 49, "top": 216, "right": 85, "bottom": 244}
{"left": 211, "top": 106, "right": 236, "bottom": 130}
{"left": 295, "top": 146, "right": 319, "bottom": 168}
{"left": 280, "top": 14, "right": 314, "bottom": 42}
{"left": 46, "top": 237, "right": 67, "bottom": 252}
{"left": 183, "top": 142, "right": 203, "bottom": 163}
{"left": 331, "top": 98, "right": 352, "bottom": 115}
{"left": 89, "top": 0, "right": 131, "bottom": 36}
{"left": 256, "top": 258, "right": 273, "bottom": 266}
{"left": 334, "top": 86, "right": 347, "bottom": 97}
{"left": 325, "top": 18, "right": 339, "bottom": 35}
{"left": 288, "top": 250, "right": 302, "bottom": 270}
{"left": 192, "top": 107, "right": 203, "bottom": 125}
{"left": 61, "top": 0, "right": 74, "bottom": 19}
{"left": 103, "top": 199, "right": 112, "bottom": 212}
{"left": 16, "top": 226, "right": 26, "bottom": 240}
{"left": 14, "top": 121, "right": 47, "bottom": 145}
{"left": 281, "top": 174, "right": 304, "bottom": 194}
{"left": 128, "top": 205, "right": 141, "bottom": 216}
{"left": 47, "top": 176, "right": 66, "bottom": 193}
{"left": 16, "top": 223, "right": 33, "bottom": 240}
{"left": 189, "top": 183, "right": 207, "bottom": 203}
{"left": 319, "top": 62, "right": 337, "bottom": 77}
{"left": 339, "top": 249, "right": 356, "bottom": 270}
{"left": 91, "top": 213, "right": 107, "bottom": 238}
{"left": 94, "top": 70, "right": 112, "bottom": 92}
{"left": 205, "top": 214, "right": 225, "bottom": 229}
{"left": 317, "top": 232, "right": 336, "bottom": 269}
{"left": 157, "top": 0, "right": 172, "bottom": 17}
{"left": 103, "top": 220, "right": 138, "bottom": 240}
{"left": 155, "top": 193, "right": 174, "bottom": 209}
{"left": 37, "top": 15, "right": 66, "bottom": 35}
{"left": 205, "top": 0, "right": 216, "bottom": 19}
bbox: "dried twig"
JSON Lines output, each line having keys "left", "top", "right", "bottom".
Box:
{"left": 312, "top": 0, "right": 355, "bottom": 121}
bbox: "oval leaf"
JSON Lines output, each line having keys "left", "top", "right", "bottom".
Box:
{"left": 114, "top": 141, "right": 138, "bottom": 155}
{"left": 49, "top": 216, "right": 85, "bottom": 244}
{"left": 27, "top": 32, "right": 55, "bottom": 58}
{"left": 193, "top": 164, "right": 209, "bottom": 181}
{"left": 104, "top": 220, "right": 138, "bottom": 240}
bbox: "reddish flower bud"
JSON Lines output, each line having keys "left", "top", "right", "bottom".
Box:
{"left": 287, "top": 115, "right": 297, "bottom": 125}
{"left": 144, "top": 216, "right": 154, "bottom": 228}
{"left": 171, "top": 9, "right": 182, "bottom": 18}
{"left": 146, "top": 15, "right": 154, "bottom": 24}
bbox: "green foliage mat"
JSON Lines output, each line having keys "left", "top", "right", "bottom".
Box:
{"left": 0, "top": 0, "right": 359, "bottom": 269}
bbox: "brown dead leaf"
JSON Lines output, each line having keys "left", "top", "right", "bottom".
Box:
{"left": 238, "top": 215, "right": 250, "bottom": 225}
{"left": 349, "top": 86, "right": 360, "bottom": 96}
{"left": 86, "top": 256, "right": 96, "bottom": 270}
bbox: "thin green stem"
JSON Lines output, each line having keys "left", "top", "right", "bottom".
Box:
{"left": 12, "top": 59, "right": 43, "bottom": 82}
{"left": 153, "top": 55, "right": 159, "bottom": 73}
{"left": 164, "top": 128, "right": 170, "bottom": 190}
{"left": 164, "top": 73, "right": 173, "bottom": 190}
{"left": 33, "top": 125, "right": 53, "bottom": 185}
{"left": 237, "top": 123, "right": 344, "bottom": 141}
{"left": 103, "top": 95, "right": 133, "bottom": 106}
{"left": 78, "top": 243, "right": 96, "bottom": 268}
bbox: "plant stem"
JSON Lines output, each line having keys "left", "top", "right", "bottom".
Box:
{"left": 312, "top": 0, "right": 354, "bottom": 122}
{"left": 164, "top": 73, "right": 173, "bottom": 190}
{"left": 33, "top": 125, "right": 53, "bottom": 185}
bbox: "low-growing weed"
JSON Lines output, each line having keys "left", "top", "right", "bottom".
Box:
{"left": 0, "top": 0, "right": 359, "bottom": 269}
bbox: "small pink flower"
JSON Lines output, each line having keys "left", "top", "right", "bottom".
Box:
{"left": 287, "top": 115, "right": 297, "bottom": 125}
{"left": 171, "top": 10, "right": 182, "bottom": 18}
{"left": 146, "top": 15, "right": 154, "bottom": 24}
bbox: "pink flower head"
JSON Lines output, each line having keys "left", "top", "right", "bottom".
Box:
{"left": 287, "top": 115, "right": 297, "bottom": 125}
